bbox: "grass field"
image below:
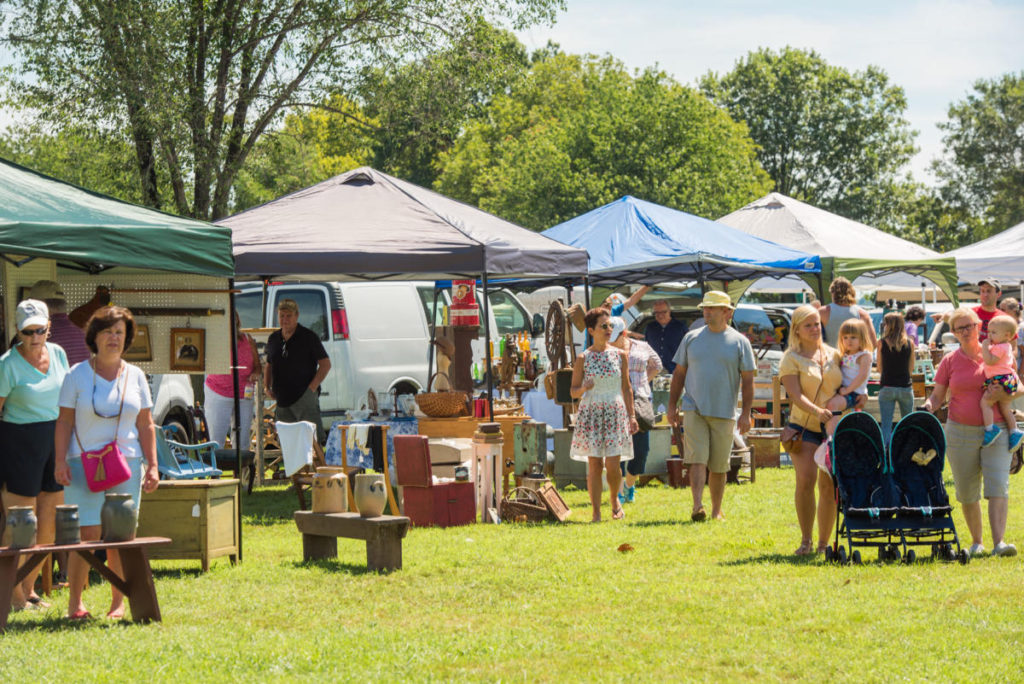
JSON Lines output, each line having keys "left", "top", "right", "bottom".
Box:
{"left": 2, "top": 467, "right": 1023, "bottom": 681}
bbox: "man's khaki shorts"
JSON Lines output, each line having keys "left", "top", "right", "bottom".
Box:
{"left": 683, "top": 411, "right": 735, "bottom": 474}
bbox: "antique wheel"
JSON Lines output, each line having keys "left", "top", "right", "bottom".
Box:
{"left": 545, "top": 300, "right": 568, "bottom": 371}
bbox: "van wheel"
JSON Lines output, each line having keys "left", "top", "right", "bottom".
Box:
{"left": 392, "top": 382, "right": 418, "bottom": 398}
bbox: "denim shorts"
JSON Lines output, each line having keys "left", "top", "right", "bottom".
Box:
{"left": 786, "top": 422, "right": 826, "bottom": 447}
{"left": 842, "top": 392, "right": 863, "bottom": 410}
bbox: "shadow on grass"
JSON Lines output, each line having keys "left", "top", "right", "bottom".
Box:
{"left": 719, "top": 552, "right": 824, "bottom": 566}
{"left": 241, "top": 483, "right": 302, "bottom": 524}
{"left": 151, "top": 567, "right": 205, "bottom": 581}
{"left": 2, "top": 613, "right": 151, "bottom": 633}
{"left": 288, "top": 558, "right": 377, "bottom": 576}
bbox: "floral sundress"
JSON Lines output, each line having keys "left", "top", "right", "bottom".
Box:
{"left": 570, "top": 348, "right": 633, "bottom": 461}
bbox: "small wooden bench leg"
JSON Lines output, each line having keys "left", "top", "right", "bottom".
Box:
{"left": 118, "top": 547, "right": 162, "bottom": 624}
{"left": 0, "top": 555, "right": 18, "bottom": 633}
{"left": 365, "top": 528, "right": 402, "bottom": 573}
{"left": 302, "top": 533, "right": 338, "bottom": 561}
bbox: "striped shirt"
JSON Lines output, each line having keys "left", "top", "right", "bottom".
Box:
{"left": 627, "top": 339, "right": 661, "bottom": 399}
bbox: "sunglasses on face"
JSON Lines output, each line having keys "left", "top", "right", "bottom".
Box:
{"left": 597, "top": 323, "right": 613, "bottom": 330}
{"left": 21, "top": 327, "right": 47, "bottom": 336}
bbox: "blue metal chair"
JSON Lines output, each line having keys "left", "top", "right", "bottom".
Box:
{"left": 156, "top": 426, "right": 223, "bottom": 480}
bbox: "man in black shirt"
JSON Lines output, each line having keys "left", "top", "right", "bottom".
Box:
{"left": 264, "top": 298, "right": 331, "bottom": 443}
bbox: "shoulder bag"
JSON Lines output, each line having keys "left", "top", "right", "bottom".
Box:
{"left": 75, "top": 362, "right": 132, "bottom": 493}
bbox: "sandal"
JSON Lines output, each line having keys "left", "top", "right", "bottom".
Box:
{"left": 815, "top": 543, "right": 830, "bottom": 555}
{"left": 691, "top": 508, "right": 707, "bottom": 522}
{"left": 67, "top": 609, "right": 92, "bottom": 621}
{"left": 27, "top": 595, "right": 51, "bottom": 609}
{"left": 794, "top": 541, "right": 814, "bottom": 556}
{"left": 612, "top": 507, "right": 625, "bottom": 520}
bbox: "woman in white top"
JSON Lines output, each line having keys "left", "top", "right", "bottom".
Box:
{"left": 54, "top": 306, "right": 159, "bottom": 621}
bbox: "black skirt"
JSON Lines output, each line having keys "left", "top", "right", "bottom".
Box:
{"left": 0, "top": 420, "right": 62, "bottom": 497}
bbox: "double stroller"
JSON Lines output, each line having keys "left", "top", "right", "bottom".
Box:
{"left": 826, "top": 410, "right": 968, "bottom": 564}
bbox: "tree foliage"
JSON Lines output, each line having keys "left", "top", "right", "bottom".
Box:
{"left": 1, "top": 0, "right": 560, "bottom": 219}
{"left": 701, "top": 47, "right": 918, "bottom": 231}
{"left": 435, "top": 53, "right": 772, "bottom": 230}
{"left": 932, "top": 71, "right": 1024, "bottom": 239}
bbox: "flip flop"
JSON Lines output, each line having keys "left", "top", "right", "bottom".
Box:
{"left": 67, "top": 609, "right": 92, "bottom": 621}
{"left": 27, "top": 596, "right": 51, "bottom": 609}
{"left": 612, "top": 507, "right": 625, "bottom": 520}
{"left": 691, "top": 508, "right": 707, "bottom": 522}
{"left": 794, "top": 541, "right": 814, "bottom": 556}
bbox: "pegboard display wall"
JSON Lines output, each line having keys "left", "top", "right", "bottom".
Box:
{"left": 2, "top": 261, "right": 232, "bottom": 375}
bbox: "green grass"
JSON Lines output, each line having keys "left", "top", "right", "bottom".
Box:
{"left": 3, "top": 468, "right": 1024, "bottom": 682}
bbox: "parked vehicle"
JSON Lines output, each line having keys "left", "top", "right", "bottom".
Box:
{"left": 236, "top": 281, "right": 543, "bottom": 427}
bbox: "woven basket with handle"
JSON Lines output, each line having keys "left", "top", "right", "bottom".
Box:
{"left": 415, "top": 372, "right": 469, "bottom": 418}
{"left": 501, "top": 487, "right": 550, "bottom": 523}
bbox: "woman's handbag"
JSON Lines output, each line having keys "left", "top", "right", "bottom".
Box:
{"left": 633, "top": 393, "right": 655, "bottom": 432}
{"left": 780, "top": 425, "right": 803, "bottom": 454}
{"left": 76, "top": 363, "right": 131, "bottom": 493}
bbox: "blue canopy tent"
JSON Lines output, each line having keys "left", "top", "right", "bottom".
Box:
{"left": 541, "top": 196, "right": 821, "bottom": 293}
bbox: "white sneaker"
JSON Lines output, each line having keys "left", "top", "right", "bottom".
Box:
{"left": 993, "top": 541, "right": 1018, "bottom": 557}
{"left": 967, "top": 543, "right": 986, "bottom": 557}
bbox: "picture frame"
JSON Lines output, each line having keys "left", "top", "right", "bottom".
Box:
{"left": 123, "top": 323, "right": 153, "bottom": 362}
{"left": 169, "top": 327, "right": 205, "bottom": 371}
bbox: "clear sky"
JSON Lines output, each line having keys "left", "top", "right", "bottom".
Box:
{"left": 517, "top": 0, "right": 1024, "bottom": 184}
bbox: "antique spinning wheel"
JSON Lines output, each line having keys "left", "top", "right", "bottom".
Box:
{"left": 545, "top": 300, "right": 570, "bottom": 371}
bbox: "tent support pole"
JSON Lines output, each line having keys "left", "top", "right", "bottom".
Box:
{"left": 482, "top": 272, "right": 493, "bottom": 421}
{"left": 428, "top": 287, "right": 439, "bottom": 382}
{"left": 583, "top": 276, "right": 592, "bottom": 348}
{"left": 228, "top": 277, "right": 243, "bottom": 564}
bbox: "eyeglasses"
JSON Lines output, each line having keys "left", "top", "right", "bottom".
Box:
{"left": 653, "top": 310, "right": 670, "bottom": 316}
{"left": 598, "top": 323, "right": 613, "bottom": 330}
{"left": 953, "top": 323, "right": 978, "bottom": 334}
{"left": 281, "top": 340, "right": 289, "bottom": 358}
{"left": 20, "top": 327, "right": 48, "bottom": 336}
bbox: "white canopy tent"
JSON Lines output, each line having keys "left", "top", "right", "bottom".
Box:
{"left": 946, "top": 220, "right": 1024, "bottom": 287}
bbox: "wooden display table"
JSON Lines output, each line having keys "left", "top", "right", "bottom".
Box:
{"left": 417, "top": 414, "right": 524, "bottom": 483}
{"left": 294, "top": 511, "right": 410, "bottom": 573}
{"left": 137, "top": 480, "right": 240, "bottom": 571}
{"left": 0, "top": 537, "right": 170, "bottom": 632}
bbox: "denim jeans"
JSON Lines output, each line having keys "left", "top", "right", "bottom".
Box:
{"left": 878, "top": 386, "right": 914, "bottom": 447}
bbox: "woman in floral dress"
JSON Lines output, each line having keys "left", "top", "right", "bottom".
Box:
{"left": 570, "top": 308, "right": 638, "bottom": 521}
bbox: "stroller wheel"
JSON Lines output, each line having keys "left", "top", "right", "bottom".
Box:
{"left": 958, "top": 549, "right": 970, "bottom": 565}
{"left": 930, "top": 543, "right": 938, "bottom": 560}
{"left": 824, "top": 546, "right": 834, "bottom": 563}
{"left": 942, "top": 543, "right": 955, "bottom": 562}
{"left": 851, "top": 549, "right": 862, "bottom": 565}
{"left": 904, "top": 549, "right": 916, "bottom": 564}
{"left": 889, "top": 544, "right": 902, "bottom": 562}
{"left": 837, "top": 546, "right": 848, "bottom": 564}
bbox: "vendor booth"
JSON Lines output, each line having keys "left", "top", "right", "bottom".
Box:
{"left": 946, "top": 219, "right": 1024, "bottom": 289}
{"left": 717, "top": 192, "right": 959, "bottom": 305}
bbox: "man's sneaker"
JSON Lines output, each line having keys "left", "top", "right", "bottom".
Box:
{"left": 967, "top": 543, "right": 986, "bottom": 557}
{"left": 993, "top": 541, "right": 1018, "bottom": 557}
{"left": 624, "top": 485, "right": 635, "bottom": 504}
{"left": 617, "top": 490, "right": 626, "bottom": 505}
{"left": 1009, "top": 430, "right": 1024, "bottom": 452}
{"left": 982, "top": 425, "right": 1002, "bottom": 447}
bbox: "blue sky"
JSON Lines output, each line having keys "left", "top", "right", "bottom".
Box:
{"left": 518, "top": 0, "right": 1024, "bottom": 183}
{"left": 2, "top": 0, "right": 1021, "bottom": 185}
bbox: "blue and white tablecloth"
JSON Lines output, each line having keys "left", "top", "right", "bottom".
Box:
{"left": 324, "top": 416, "right": 419, "bottom": 469}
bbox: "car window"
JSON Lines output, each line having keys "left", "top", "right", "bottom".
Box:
{"left": 489, "top": 290, "right": 530, "bottom": 336}
{"left": 417, "top": 286, "right": 446, "bottom": 327}
{"left": 731, "top": 307, "right": 778, "bottom": 348}
{"left": 273, "top": 288, "right": 329, "bottom": 341}
{"left": 235, "top": 291, "right": 263, "bottom": 330}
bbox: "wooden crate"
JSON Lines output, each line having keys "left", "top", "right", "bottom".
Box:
{"left": 746, "top": 431, "right": 782, "bottom": 468}
{"left": 137, "top": 479, "right": 239, "bottom": 571}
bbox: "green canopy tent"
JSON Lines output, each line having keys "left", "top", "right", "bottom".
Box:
{"left": 0, "top": 158, "right": 233, "bottom": 276}
{"left": 717, "top": 193, "right": 959, "bottom": 306}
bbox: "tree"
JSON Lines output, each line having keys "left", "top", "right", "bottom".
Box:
{"left": 359, "top": 18, "right": 529, "bottom": 187}
{"left": 932, "top": 72, "right": 1024, "bottom": 238}
{"left": 435, "top": 53, "right": 772, "bottom": 230}
{"left": 701, "top": 47, "right": 918, "bottom": 231}
{"left": 1, "top": 0, "right": 560, "bottom": 220}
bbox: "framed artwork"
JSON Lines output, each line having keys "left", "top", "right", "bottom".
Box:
{"left": 123, "top": 323, "right": 153, "bottom": 362}
{"left": 169, "top": 327, "right": 205, "bottom": 371}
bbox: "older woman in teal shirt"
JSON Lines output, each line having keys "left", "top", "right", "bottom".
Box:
{"left": 0, "top": 300, "right": 69, "bottom": 610}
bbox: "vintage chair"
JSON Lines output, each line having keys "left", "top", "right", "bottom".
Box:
{"left": 155, "top": 426, "right": 222, "bottom": 480}
{"left": 394, "top": 434, "right": 475, "bottom": 527}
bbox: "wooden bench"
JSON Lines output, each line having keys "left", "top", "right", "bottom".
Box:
{"left": 0, "top": 537, "right": 171, "bottom": 632}
{"left": 293, "top": 511, "right": 410, "bottom": 573}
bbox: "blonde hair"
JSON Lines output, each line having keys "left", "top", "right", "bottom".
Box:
{"left": 881, "top": 312, "right": 909, "bottom": 352}
{"left": 829, "top": 277, "right": 857, "bottom": 306}
{"left": 948, "top": 307, "right": 980, "bottom": 331}
{"left": 838, "top": 318, "right": 873, "bottom": 354}
{"left": 987, "top": 314, "right": 1018, "bottom": 340}
{"left": 788, "top": 304, "right": 823, "bottom": 353}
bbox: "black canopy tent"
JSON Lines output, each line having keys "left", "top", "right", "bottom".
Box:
{"left": 219, "top": 166, "right": 589, "bottom": 421}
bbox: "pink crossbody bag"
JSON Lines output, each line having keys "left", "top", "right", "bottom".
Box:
{"left": 74, "top": 362, "right": 132, "bottom": 493}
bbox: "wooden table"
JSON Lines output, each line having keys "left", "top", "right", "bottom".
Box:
{"left": 0, "top": 537, "right": 171, "bottom": 632}
{"left": 294, "top": 511, "right": 410, "bottom": 573}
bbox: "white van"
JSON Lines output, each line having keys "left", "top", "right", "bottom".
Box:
{"left": 236, "top": 281, "right": 543, "bottom": 425}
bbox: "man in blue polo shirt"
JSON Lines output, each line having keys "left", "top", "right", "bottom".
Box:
{"left": 644, "top": 299, "right": 687, "bottom": 373}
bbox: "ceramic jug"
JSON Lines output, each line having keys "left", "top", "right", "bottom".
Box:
{"left": 54, "top": 504, "right": 81, "bottom": 545}
{"left": 354, "top": 473, "right": 387, "bottom": 517}
{"left": 101, "top": 493, "right": 138, "bottom": 542}
{"left": 312, "top": 467, "right": 348, "bottom": 513}
{"left": 6, "top": 506, "right": 37, "bottom": 549}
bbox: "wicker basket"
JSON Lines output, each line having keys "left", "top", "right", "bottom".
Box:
{"left": 415, "top": 372, "right": 469, "bottom": 418}
{"left": 501, "top": 487, "right": 549, "bottom": 522}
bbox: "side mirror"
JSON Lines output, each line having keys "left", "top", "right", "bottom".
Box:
{"left": 532, "top": 312, "right": 545, "bottom": 336}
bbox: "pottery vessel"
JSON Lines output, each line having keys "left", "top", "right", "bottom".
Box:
{"left": 54, "top": 505, "right": 81, "bottom": 545}
{"left": 6, "top": 506, "right": 37, "bottom": 549}
{"left": 101, "top": 493, "right": 138, "bottom": 542}
{"left": 354, "top": 473, "right": 387, "bottom": 517}
{"left": 312, "top": 467, "right": 348, "bottom": 513}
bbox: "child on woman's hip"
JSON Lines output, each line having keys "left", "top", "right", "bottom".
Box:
{"left": 825, "top": 318, "right": 872, "bottom": 434}
{"left": 980, "top": 314, "right": 1024, "bottom": 448}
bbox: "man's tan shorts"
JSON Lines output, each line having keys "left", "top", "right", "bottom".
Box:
{"left": 683, "top": 411, "right": 735, "bottom": 474}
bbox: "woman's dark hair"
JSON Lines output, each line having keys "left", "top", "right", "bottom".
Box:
{"left": 85, "top": 305, "right": 136, "bottom": 354}
{"left": 583, "top": 307, "right": 609, "bottom": 331}
{"left": 904, "top": 305, "right": 926, "bottom": 323}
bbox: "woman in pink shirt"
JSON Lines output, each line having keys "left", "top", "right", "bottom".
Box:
{"left": 204, "top": 313, "right": 261, "bottom": 449}
{"left": 923, "top": 307, "right": 1017, "bottom": 557}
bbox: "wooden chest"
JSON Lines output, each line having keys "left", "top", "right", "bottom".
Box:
{"left": 137, "top": 479, "right": 239, "bottom": 571}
